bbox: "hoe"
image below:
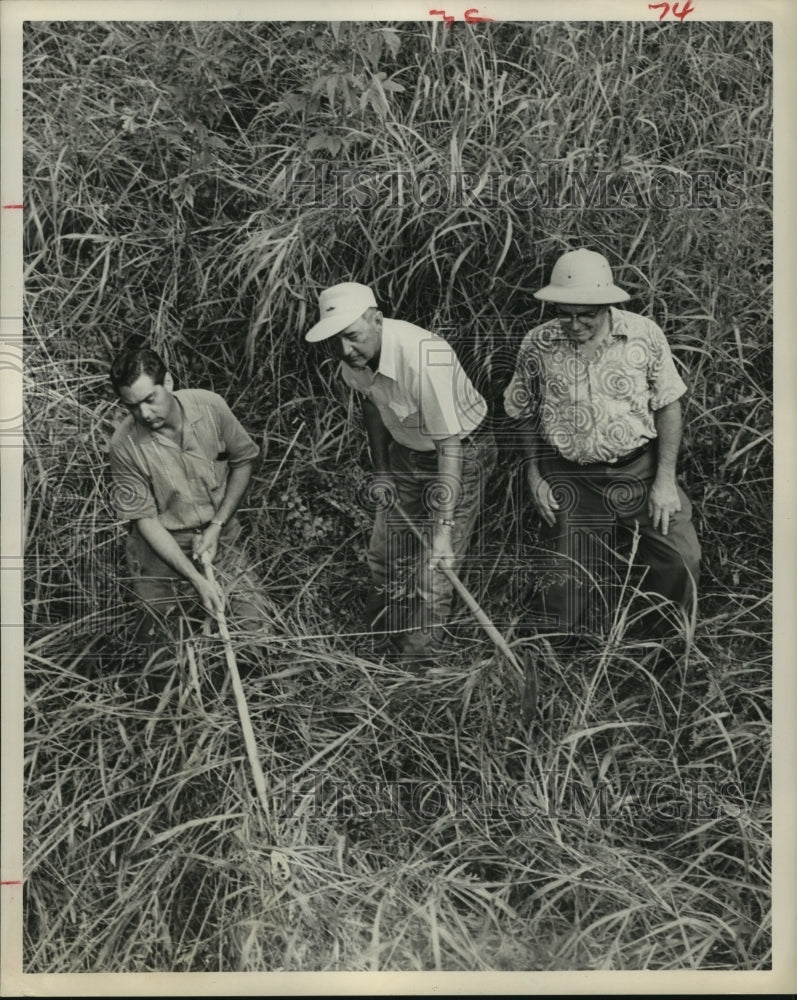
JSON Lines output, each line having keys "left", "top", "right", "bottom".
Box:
{"left": 393, "top": 500, "right": 540, "bottom": 728}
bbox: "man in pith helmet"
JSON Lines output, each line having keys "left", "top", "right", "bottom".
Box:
{"left": 306, "top": 281, "right": 497, "bottom": 658}
{"left": 504, "top": 248, "right": 701, "bottom": 639}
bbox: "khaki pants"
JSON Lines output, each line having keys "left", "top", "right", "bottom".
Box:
{"left": 121, "top": 518, "right": 265, "bottom": 648}
{"left": 367, "top": 430, "right": 497, "bottom": 651}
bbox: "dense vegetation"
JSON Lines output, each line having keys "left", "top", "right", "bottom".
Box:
{"left": 23, "top": 19, "right": 771, "bottom": 971}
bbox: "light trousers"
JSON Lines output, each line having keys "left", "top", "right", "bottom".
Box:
{"left": 367, "top": 430, "right": 497, "bottom": 646}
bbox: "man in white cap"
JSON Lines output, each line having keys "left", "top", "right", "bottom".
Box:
{"left": 306, "top": 281, "right": 497, "bottom": 658}
{"left": 504, "top": 248, "right": 701, "bottom": 639}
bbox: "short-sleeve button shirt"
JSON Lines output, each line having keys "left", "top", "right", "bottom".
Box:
{"left": 503, "top": 307, "right": 687, "bottom": 464}
{"left": 108, "top": 388, "right": 259, "bottom": 530}
{"left": 340, "top": 318, "right": 487, "bottom": 452}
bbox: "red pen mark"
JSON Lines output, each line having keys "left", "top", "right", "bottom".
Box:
{"left": 429, "top": 8, "right": 492, "bottom": 26}
{"left": 648, "top": 0, "right": 695, "bottom": 21}
{"left": 464, "top": 8, "right": 493, "bottom": 22}
{"left": 3, "top": 204, "right": 23, "bottom": 209}
{"left": 429, "top": 9, "right": 455, "bottom": 27}
{"left": 1, "top": 880, "right": 23, "bottom": 885}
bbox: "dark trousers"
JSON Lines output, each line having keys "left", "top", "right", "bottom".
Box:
{"left": 120, "top": 518, "right": 265, "bottom": 651}
{"left": 532, "top": 446, "right": 701, "bottom": 637}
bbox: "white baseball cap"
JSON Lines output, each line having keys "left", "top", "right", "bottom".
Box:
{"left": 305, "top": 282, "right": 378, "bottom": 343}
{"left": 534, "top": 249, "right": 629, "bottom": 305}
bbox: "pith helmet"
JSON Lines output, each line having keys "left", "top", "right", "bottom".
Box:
{"left": 534, "top": 249, "right": 630, "bottom": 305}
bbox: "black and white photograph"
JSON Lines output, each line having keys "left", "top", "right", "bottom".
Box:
{"left": 2, "top": 0, "right": 794, "bottom": 992}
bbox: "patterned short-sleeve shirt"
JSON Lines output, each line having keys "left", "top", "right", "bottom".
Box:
{"left": 108, "top": 388, "right": 259, "bottom": 530}
{"left": 503, "top": 307, "right": 687, "bottom": 464}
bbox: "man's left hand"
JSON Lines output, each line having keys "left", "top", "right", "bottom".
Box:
{"left": 648, "top": 477, "right": 681, "bottom": 536}
{"left": 193, "top": 523, "right": 223, "bottom": 564}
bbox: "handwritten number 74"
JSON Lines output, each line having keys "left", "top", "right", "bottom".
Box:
{"left": 648, "top": 1, "right": 695, "bottom": 21}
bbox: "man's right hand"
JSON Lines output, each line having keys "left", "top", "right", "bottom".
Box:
{"left": 526, "top": 467, "right": 560, "bottom": 527}
{"left": 193, "top": 576, "right": 225, "bottom": 618}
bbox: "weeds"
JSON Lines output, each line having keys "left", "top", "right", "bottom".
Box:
{"left": 22, "top": 19, "right": 771, "bottom": 971}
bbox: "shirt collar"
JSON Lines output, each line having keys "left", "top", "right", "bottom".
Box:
{"left": 375, "top": 319, "right": 398, "bottom": 381}
{"left": 130, "top": 389, "right": 200, "bottom": 448}
{"left": 172, "top": 389, "right": 204, "bottom": 426}
{"left": 607, "top": 306, "right": 631, "bottom": 338}
{"left": 339, "top": 319, "right": 398, "bottom": 383}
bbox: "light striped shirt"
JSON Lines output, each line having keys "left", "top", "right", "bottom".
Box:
{"left": 108, "top": 388, "right": 259, "bottom": 530}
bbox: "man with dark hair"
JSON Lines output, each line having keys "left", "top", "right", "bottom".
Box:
{"left": 109, "top": 347, "right": 167, "bottom": 394}
{"left": 504, "top": 249, "right": 701, "bottom": 639}
{"left": 305, "top": 282, "right": 496, "bottom": 659}
{"left": 108, "top": 346, "right": 263, "bottom": 647}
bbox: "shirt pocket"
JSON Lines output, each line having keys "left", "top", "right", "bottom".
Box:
{"left": 600, "top": 357, "right": 647, "bottom": 406}
{"left": 386, "top": 396, "right": 414, "bottom": 422}
{"left": 628, "top": 365, "right": 653, "bottom": 412}
{"left": 213, "top": 451, "right": 229, "bottom": 490}
{"left": 373, "top": 383, "right": 415, "bottom": 423}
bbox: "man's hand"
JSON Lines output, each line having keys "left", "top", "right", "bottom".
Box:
{"left": 193, "top": 523, "right": 222, "bottom": 564}
{"left": 526, "top": 466, "right": 560, "bottom": 527}
{"left": 648, "top": 476, "right": 681, "bottom": 536}
{"left": 193, "top": 574, "right": 225, "bottom": 618}
{"left": 428, "top": 530, "right": 455, "bottom": 572}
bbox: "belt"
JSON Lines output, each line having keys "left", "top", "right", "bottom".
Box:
{"left": 156, "top": 523, "right": 211, "bottom": 537}
{"left": 552, "top": 440, "right": 652, "bottom": 467}
{"left": 461, "top": 422, "right": 488, "bottom": 447}
{"left": 609, "top": 440, "right": 653, "bottom": 467}
{"left": 164, "top": 521, "right": 222, "bottom": 534}
{"left": 127, "top": 521, "right": 211, "bottom": 536}
{"left": 177, "top": 518, "right": 236, "bottom": 534}
{"left": 393, "top": 422, "right": 488, "bottom": 454}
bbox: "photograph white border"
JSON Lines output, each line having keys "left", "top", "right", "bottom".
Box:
{"left": 2, "top": 0, "right": 795, "bottom": 994}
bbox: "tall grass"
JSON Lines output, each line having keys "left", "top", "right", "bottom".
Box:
{"left": 22, "top": 19, "right": 771, "bottom": 971}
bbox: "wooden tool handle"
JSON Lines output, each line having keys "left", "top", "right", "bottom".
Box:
{"left": 392, "top": 502, "right": 522, "bottom": 674}
{"left": 201, "top": 555, "right": 272, "bottom": 827}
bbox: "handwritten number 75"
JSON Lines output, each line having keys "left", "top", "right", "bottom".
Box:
{"left": 648, "top": 1, "right": 695, "bottom": 21}
{"left": 429, "top": 9, "right": 494, "bottom": 26}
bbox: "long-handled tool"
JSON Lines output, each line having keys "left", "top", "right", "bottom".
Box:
{"left": 392, "top": 501, "right": 539, "bottom": 726}
{"left": 200, "top": 554, "right": 272, "bottom": 827}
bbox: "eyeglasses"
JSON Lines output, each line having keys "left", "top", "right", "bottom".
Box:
{"left": 556, "top": 307, "right": 604, "bottom": 325}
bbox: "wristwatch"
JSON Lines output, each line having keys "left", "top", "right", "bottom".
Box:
{"left": 210, "top": 517, "right": 225, "bottom": 528}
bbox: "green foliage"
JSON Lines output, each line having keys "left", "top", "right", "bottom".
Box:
{"left": 23, "top": 19, "right": 771, "bottom": 973}
{"left": 276, "top": 23, "right": 405, "bottom": 154}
